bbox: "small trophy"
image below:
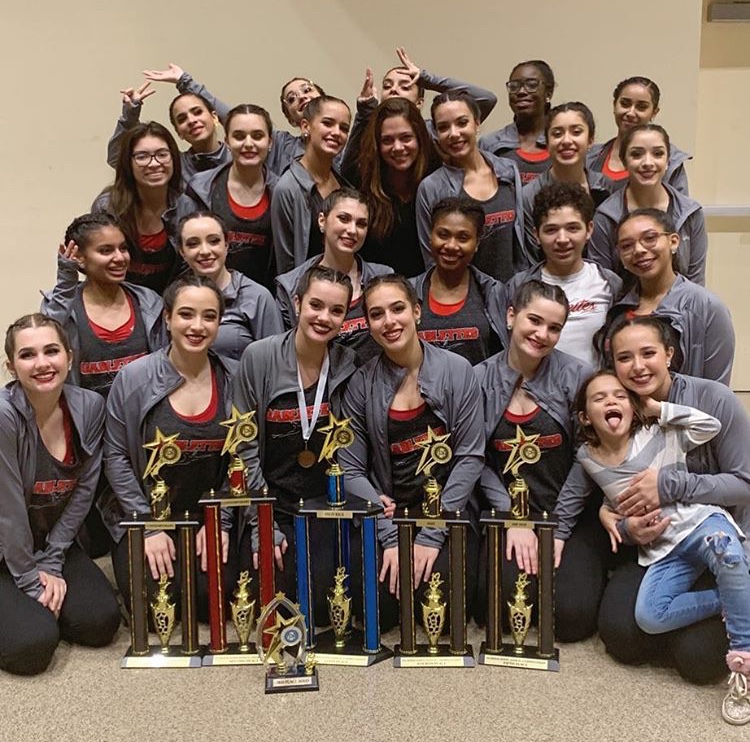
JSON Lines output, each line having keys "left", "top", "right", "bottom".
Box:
{"left": 295, "top": 412, "right": 391, "bottom": 666}
{"left": 415, "top": 427, "right": 453, "bottom": 518}
{"left": 201, "top": 407, "right": 267, "bottom": 666}
{"left": 478, "top": 424, "right": 559, "bottom": 672}
{"left": 393, "top": 428, "right": 474, "bottom": 668}
{"left": 256, "top": 592, "right": 319, "bottom": 693}
{"left": 151, "top": 574, "right": 176, "bottom": 653}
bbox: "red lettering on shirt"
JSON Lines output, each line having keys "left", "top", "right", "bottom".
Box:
{"left": 33, "top": 479, "right": 78, "bottom": 496}
{"left": 129, "top": 261, "right": 168, "bottom": 276}
{"left": 567, "top": 300, "right": 597, "bottom": 314}
{"left": 493, "top": 433, "right": 562, "bottom": 451}
{"left": 227, "top": 230, "right": 268, "bottom": 248}
{"left": 418, "top": 327, "right": 479, "bottom": 343}
{"left": 520, "top": 172, "right": 540, "bottom": 185}
{"left": 339, "top": 317, "right": 368, "bottom": 337}
{"left": 484, "top": 210, "right": 515, "bottom": 227}
{"left": 80, "top": 352, "right": 147, "bottom": 375}
{"left": 266, "top": 402, "right": 331, "bottom": 423}
{"left": 389, "top": 426, "right": 448, "bottom": 455}
{"left": 174, "top": 439, "right": 225, "bottom": 454}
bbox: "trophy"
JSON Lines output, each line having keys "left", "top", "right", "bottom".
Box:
{"left": 201, "top": 407, "right": 271, "bottom": 666}
{"left": 121, "top": 429, "right": 202, "bottom": 668}
{"left": 478, "top": 425, "right": 559, "bottom": 671}
{"left": 393, "top": 430, "right": 474, "bottom": 668}
{"left": 295, "top": 412, "right": 391, "bottom": 666}
{"left": 256, "top": 592, "right": 319, "bottom": 693}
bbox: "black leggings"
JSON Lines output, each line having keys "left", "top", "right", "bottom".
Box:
{"left": 0, "top": 545, "right": 120, "bottom": 676}
{"left": 597, "top": 548, "right": 729, "bottom": 685}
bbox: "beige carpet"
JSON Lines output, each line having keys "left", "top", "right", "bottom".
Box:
{"left": 1, "top": 620, "right": 745, "bottom": 742}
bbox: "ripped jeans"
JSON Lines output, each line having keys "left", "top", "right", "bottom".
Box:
{"left": 635, "top": 513, "right": 750, "bottom": 650}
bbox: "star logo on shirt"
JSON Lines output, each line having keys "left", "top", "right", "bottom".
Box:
{"left": 317, "top": 412, "right": 355, "bottom": 463}
{"left": 142, "top": 427, "right": 182, "bottom": 481}
{"left": 220, "top": 406, "right": 258, "bottom": 455}
{"left": 415, "top": 426, "right": 453, "bottom": 478}
{"left": 501, "top": 425, "right": 542, "bottom": 476}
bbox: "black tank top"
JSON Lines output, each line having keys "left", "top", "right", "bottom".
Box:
{"left": 127, "top": 230, "right": 176, "bottom": 295}
{"left": 500, "top": 148, "right": 551, "bottom": 185}
{"left": 337, "top": 295, "right": 381, "bottom": 365}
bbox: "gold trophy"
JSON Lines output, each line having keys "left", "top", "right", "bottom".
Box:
{"left": 230, "top": 571, "right": 257, "bottom": 653}
{"left": 421, "top": 573, "right": 447, "bottom": 654}
{"left": 256, "top": 592, "right": 320, "bottom": 693}
{"left": 508, "top": 573, "right": 533, "bottom": 654}
{"left": 326, "top": 567, "right": 352, "bottom": 649}
{"left": 501, "top": 425, "right": 541, "bottom": 520}
{"left": 142, "top": 427, "right": 183, "bottom": 520}
{"left": 415, "top": 427, "right": 453, "bottom": 518}
{"left": 220, "top": 406, "right": 258, "bottom": 498}
{"left": 150, "top": 574, "right": 176, "bottom": 653}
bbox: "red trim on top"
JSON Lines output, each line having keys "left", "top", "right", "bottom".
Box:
{"left": 172, "top": 367, "right": 219, "bottom": 423}
{"left": 138, "top": 229, "right": 168, "bottom": 252}
{"left": 389, "top": 401, "right": 426, "bottom": 421}
{"left": 349, "top": 294, "right": 363, "bottom": 312}
{"left": 59, "top": 395, "right": 76, "bottom": 466}
{"left": 602, "top": 147, "right": 628, "bottom": 181}
{"left": 228, "top": 187, "right": 270, "bottom": 220}
{"left": 504, "top": 406, "right": 540, "bottom": 424}
{"left": 515, "top": 148, "right": 550, "bottom": 163}
{"left": 428, "top": 290, "right": 467, "bottom": 316}
{"left": 88, "top": 293, "right": 136, "bottom": 343}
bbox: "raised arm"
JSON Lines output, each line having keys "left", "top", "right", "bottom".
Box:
{"left": 39, "top": 242, "right": 82, "bottom": 324}
{"left": 106, "top": 82, "right": 155, "bottom": 168}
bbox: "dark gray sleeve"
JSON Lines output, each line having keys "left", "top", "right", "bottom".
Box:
{"left": 274, "top": 279, "right": 297, "bottom": 330}
{"left": 588, "top": 214, "right": 617, "bottom": 272}
{"left": 270, "top": 182, "right": 299, "bottom": 275}
{"left": 701, "top": 295, "right": 735, "bottom": 386}
{"left": 685, "top": 209, "right": 707, "bottom": 286}
{"left": 341, "top": 98, "right": 377, "bottom": 184}
{"left": 39, "top": 254, "right": 80, "bottom": 325}
{"left": 552, "top": 461, "right": 594, "bottom": 540}
{"left": 248, "top": 288, "right": 284, "bottom": 340}
{"left": 416, "top": 181, "right": 436, "bottom": 269}
{"left": 419, "top": 69, "right": 498, "bottom": 122}
{"left": 107, "top": 102, "right": 142, "bottom": 168}
{"left": 176, "top": 72, "right": 231, "bottom": 124}
{"left": 668, "top": 164, "right": 690, "bottom": 197}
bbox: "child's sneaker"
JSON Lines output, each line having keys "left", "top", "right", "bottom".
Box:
{"left": 722, "top": 652, "right": 750, "bottom": 726}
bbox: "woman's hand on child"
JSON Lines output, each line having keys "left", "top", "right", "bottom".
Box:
{"left": 616, "top": 468, "right": 660, "bottom": 516}
{"left": 626, "top": 510, "right": 671, "bottom": 546}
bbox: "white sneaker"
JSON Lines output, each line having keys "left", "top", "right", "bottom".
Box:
{"left": 722, "top": 671, "right": 750, "bottom": 726}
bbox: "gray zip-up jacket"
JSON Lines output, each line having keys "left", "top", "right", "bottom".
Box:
{"left": 271, "top": 159, "right": 351, "bottom": 274}
{"left": 410, "top": 264, "right": 507, "bottom": 343}
{"left": 588, "top": 182, "right": 707, "bottom": 285}
{"left": 275, "top": 255, "right": 392, "bottom": 330}
{"left": 231, "top": 329, "right": 358, "bottom": 537}
{"left": 415, "top": 152, "right": 530, "bottom": 273}
{"left": 599, "top": 274, "right": 734, "bottom": 386}
{"left": 479, "top": 121, "right": 546, "bottom": 156}
{"left": 101, "top": 348, "right": 237, "bottom": 542}
{"left": 0, "top": 383, "right": 105, "bottom": 598}
{"left": 40, "top": 254, "right": 167, "bottom": 386}
{"left": 474, "top": 348, "right": 592, "bottom": 510}
{"left": 339, "top": 342, "right": 485, "bottom": 549}
{"left": 554, "top": 373, "right": 750, "bottom": 557}
{"left": 586, "top": 139, "right": 691, "bottom": 196}
{"left": 520, "top": 167, "right": 614, "bottom": 253}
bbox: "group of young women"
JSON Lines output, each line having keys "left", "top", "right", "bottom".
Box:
{"left": 1, "top": 49, "right": 747, "bottom": 727}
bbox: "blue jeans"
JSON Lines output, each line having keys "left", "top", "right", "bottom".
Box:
{"left": 635, "top": 513, "right": 750, "bottom": 650}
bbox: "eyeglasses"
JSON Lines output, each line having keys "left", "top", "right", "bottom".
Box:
{"left": 283, "top": 84, "right": 315, "bottom": 107}
{"left": 616, "top": 231, "right": 670, "bottom": 254}
{"left": 132, "top": 149, "right": 172, "bottom": 166}
{"left": 506, "top": 78, "right": 542, "bottom": 93}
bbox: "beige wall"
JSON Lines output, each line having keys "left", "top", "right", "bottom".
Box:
{"left": 0, "top": 0, "right": 703, "bottom": 347}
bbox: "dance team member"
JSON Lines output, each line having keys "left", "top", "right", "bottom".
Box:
{"left": 340, "top": 274, "right": 484, "bottom": 628}
{"left": 412, "top": 197, "right": 504, "bottom": 365}
{"left": 41, "top": 213, "right": 165, "bottom": 397}
{"left": 479, "top": 60, "right": 555, "bottom": 184}
{"left": 0, "top": 315, "right": 120, "bottom": 676}
{"left": 103, "top": 276, "right": 237, "bottom": 621}
{"left": 474, "top": 280, "right": 607, "bottom": 641}
{"left": 271, "top": 96, "right": 352, "bottom": 273}
{"left": 598, "top": 209, "right": 733, "bottom": 385}
{"left": 587, "top": 76, "right": 690, "bottom": 194}
{"left": 176, "top": 104, "right": 278, "bottom": 290}
{"left": 93, "top": 122, "right": 183, "bottom": 294}
{"left": 232, "top": 266, "right": 358, "bottom": 621}
{"left": 417, "top": 92, "right": 529, "bottom": 282}
{"left": 589, "top": 124, "right": 707, "bottom": 284}
{"left": 177, "top": 211, "right": 282, "bottom": 360}
{"left": 505, "top": 183, "right": 621, "bottom": 367}
{"left": 596, "top": 317, "right": 750, "bottom": 686}
{"left": 275, "top": 189, "right": 392, "bottom": 364}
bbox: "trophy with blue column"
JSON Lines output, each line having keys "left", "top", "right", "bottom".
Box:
{"left": 294, "top": 412, "right": 392, "bottom": 665}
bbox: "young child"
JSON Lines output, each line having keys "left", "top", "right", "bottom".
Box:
{"left": 555, "top": 370, "right": 750, "bottom": 725}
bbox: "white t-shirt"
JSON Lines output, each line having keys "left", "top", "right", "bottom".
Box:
{"left": 542, "top": 262, "right": 613, "bottom": 367}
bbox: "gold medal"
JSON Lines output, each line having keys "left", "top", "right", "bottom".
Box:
{"left": 297, "top": 448, "right": 317, "bottom": 469}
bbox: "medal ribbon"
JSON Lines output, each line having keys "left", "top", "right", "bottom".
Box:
{"left": 296, "top": 352, "right": 330, "bottom": 446}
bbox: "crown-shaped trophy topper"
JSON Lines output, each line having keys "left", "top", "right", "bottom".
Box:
{"left": 220, "top": 406, "right": 259, "bottom": 456}
{"left": 415, "top": 426, "right": 453, "bottom": 479}
{"left": 142, "top": 427, "right": 183, "bottom": 482}
{"left": 317, "top": 412, "right": 355, "bottom": 465}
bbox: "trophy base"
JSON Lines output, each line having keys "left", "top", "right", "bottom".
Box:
{"left": 202, "top": 643, "right": 263, "bottom": 666}
{"left": 393, "top": 643, "right": 475, "bottom": 668}
{"left": 121, "top": 645, "right": 205, "bottom": 669}
{"left": 265, "top": 665, "right": 320, "bottom": 694}
{"left": 478, "top": 642, "right": 560, "bottom": 672}
{"left": 313, "top": 629, "right": 393, "bottom": 666}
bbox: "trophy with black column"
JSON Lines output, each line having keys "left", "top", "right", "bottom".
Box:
{"left": 478, "top": 426, "right": 559, "bottom": 671}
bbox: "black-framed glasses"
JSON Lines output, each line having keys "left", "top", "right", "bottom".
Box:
{"left": 616, "top": 231, "right": 670, "bottom": 254}
{"left": 132, "top": 149, "right": 172, "bottom": 166}
{"left": 506, "top": 78, "right": 542, "bottom": 93}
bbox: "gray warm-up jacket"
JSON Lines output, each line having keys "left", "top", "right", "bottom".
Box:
{"left": 474, "top": 348, "right": 592, "bottom": 510}
{"left": 415, "top": 152, "right": 529, "bottom": 272}
{"left": 588, "top": 182, "right": 707, "bottom": 285}
{"left": 339, "top": 342, "right": 485, "bottom": 549}
{"left": 275, "top": 255, "right": 392, "bottom": 329}
{"left": 0, "top": 383, "right": 105, "bottom": 598}
{"left": 40, "top": 254, "right": 167, "bottom": 385}
{"left": 599, "top": 274, "right": 734, "bottom": 386}
{"left": 479, "top": 121, "right": 546, "bottom": 156}
{"left": 101, "top": 348, "right": 237, "bottom": 542}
